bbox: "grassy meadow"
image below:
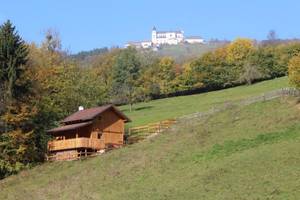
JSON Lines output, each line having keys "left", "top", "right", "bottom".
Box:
{"left": 1, "top": 96, "right": 300, "bottom": 199}
{"left": 121, "top": 76, "right": 288, "bottom": 127}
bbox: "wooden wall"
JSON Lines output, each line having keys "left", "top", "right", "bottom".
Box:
{"left": 92, "top": 108, "right": 125, "bottom": 146}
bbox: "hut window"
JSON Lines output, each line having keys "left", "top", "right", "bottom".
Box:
{"left": 97, "top": 132, "right": 102, "bottom": 139}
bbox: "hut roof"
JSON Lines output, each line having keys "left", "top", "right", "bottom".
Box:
{"left": 47, "top": 121, "right": 93, "bottom": 134}
{"left": 61, "top": 104, "right": 131, "bottom": 124}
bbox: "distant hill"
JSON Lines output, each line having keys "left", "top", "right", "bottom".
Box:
{"left": 68, "top": 39, "right": 300, "bottom": 66}
{"left": 68, "top": 41, "right": 228, "bottom": 66}
{"left": 2, "top": 77, "right": 299, "bottom": 200}
{"left": 154, "top": 42, "right": 228, "bottom": 63}
{"left": 69, "top": 47, "right": 109, "bottom": 61}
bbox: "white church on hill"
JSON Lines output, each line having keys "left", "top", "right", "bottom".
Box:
{"left": 125, "top": 27, "right": 204, "bottom": 49}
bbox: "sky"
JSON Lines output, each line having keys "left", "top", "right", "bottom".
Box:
{"left": 0, "top": 0, "right": 300, "bottom": 53}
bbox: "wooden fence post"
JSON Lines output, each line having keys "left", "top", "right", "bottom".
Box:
{"left": 158, "top": 122, "right": 161, "bottom": 133}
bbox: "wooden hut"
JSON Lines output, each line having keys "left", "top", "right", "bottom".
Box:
{"left": 47, "top": 104, "right": 130, "bottom": 161}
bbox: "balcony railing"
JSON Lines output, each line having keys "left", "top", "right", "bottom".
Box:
{"left": 48, "top": 137, "right": 105, "bottom": 151}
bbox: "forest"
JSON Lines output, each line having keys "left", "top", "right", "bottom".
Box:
{"left": 1, "top": 20, "right": 300, "bottom": 179}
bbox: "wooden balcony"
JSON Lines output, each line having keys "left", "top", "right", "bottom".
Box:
{"left": 48, "top": 137, "right": 105, "bottom": 151}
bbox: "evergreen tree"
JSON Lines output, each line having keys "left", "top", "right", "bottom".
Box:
{"left": 0, "top": 20, "right": 33, "bottom": 179}
{"left": 0, "top": 20, "right": 28, "bottom": 104}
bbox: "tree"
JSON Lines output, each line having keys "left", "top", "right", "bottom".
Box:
{"left": 0, "top": 20, "right": 37, "bottom": 179}
{"left": 0, "top": 104, "right": 37, "bottom": 178}
{"left": 0, "top": 20, "right": 28, "bottom": 104}
{"left": 238, "top": 62, "right": 262, "bottom": 85}
{"left": 226, "top": 38, "right": 254, "bottom": 64}
{"left": 188, "top": 47, "right": 235, "bottom": 89}
{"left": 226, "top": 38, "right": 255, "bottom": 82}
{"left": 91, "top": 49, "right": 121, "bottom": 95}
{"left": 248, "top": 46, "right": 276, "bottom": 78}
{"left": 267, "top": 30, "right": 277, "bottom": 41}
{"left": 111, "top": 47, "right": 141, "bottom": 111}
{"left": 176, "top": 62, "right": 202, "bottom": 91}
{"left": 42, "top": 29, "right": 61, "bottom": 52}
{"left": 156, "top": 57, "right": 176, "bottom": 94}
{"left": 288, "top": 54, "right": 300, "bottom": 88}
{"left": 274, "top": 42, "right": 300, "bottom": 76}
{"left": 138, "top": 58, "right": 161, "bottom": 98}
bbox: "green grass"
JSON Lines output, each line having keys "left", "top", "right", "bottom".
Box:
{"left": 1, "top": 97, "right": 300, "bottom": 200}
{"left": 195, "top": 125, "right": 300, "bottom": 161}
{"left": 121, "top": 77, "right": 288, "bottom": 127}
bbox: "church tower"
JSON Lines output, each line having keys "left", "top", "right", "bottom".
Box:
{"left": 152, "top": 26, "right": 157, "bottom": 44}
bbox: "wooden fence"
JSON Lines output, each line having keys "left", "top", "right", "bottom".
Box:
{"left": 46, "top": 150, "right": 105, "bottom": 161}
{"left": 180, "top": 87, "right": 300, "bottom": 120}
{"left": 240, "top": 88, "right": 300, "bottom": 106}
{"left": 126, "top": 88, "right": 300, "bottom": 143}
{"left": 127, "top": 119, "right": 177, "bottom": 143}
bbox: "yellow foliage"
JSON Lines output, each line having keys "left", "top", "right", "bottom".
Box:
{"left": 158, "top": 57, "right": 175, "bottom": 76}
{"left": 288, "top": 54, "right": 300, "bottom": 88}
{"left": 226, "top": 38, "right": 254, "bottom": 63}
{"left": 157, "top": 57, "right": 176, "bottom": 93}
{"left": 214, "top": 46, "right": 228, "bottom": 60}
{"left": 182, "top": 62, "right": 192, "bottom": 73}
{"left": 1, "top": 104, "right": 37, "bottom": 126}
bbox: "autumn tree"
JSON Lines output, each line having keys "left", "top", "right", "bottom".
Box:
{"left": 226, "top": 38, "right": 254, "bottom": 64}
{"left": 135, "top": 57, "right": 159, "bottom": 99}
{"left": 175, "top": 62, "right": 201, "bottom": 91}
{"left": 288, "top": 54, "right": 300, "bottom": 88}
{"left": 274, "top": 42, "right": 300, "bottom": 76}
{"left": 188, "top": 47, "right": 235, "bottom": 89}
{"left": 156, "top": 57, "right": 176, "bottom": 94}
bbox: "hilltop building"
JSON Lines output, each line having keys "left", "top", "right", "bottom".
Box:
{"left": 151, "top": 27, "right": 184, "bottom": 45}
{"left": 125, "top": 27, "right": 204, "bottom": 49}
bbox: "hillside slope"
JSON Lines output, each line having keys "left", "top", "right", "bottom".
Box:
{"left": 155, "top": 43, "right": 225, "bottom": 63}
{"left": 121, "top": 77, "right": 288, "bottom": 127}
{"left": 1, "top": 97, "right": 300, "bottom": 199}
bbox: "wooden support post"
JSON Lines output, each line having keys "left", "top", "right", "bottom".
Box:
{"left": 158, "top": 122, "right": 161, "bottom": 133}
{"left": 85, "top": 149, "right": 87, "bottom": 157}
